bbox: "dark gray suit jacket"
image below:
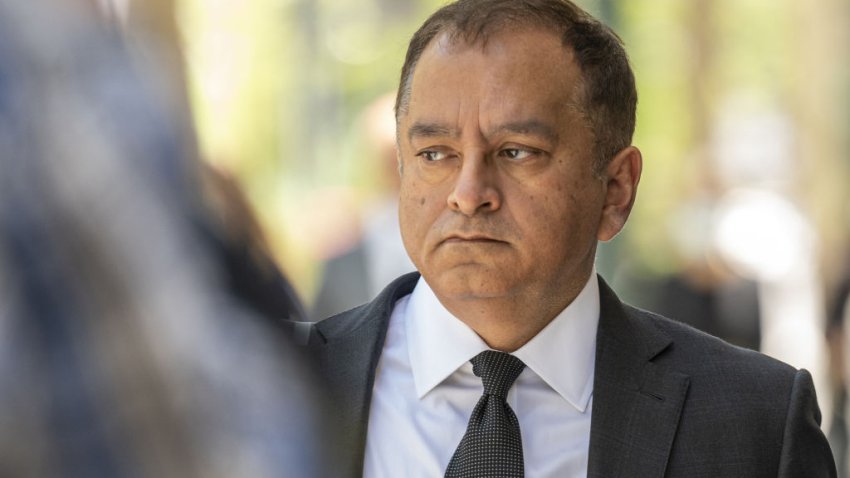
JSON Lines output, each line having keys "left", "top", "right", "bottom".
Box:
{"left": 308, "top": 272, "right": 836, "bottom": 477}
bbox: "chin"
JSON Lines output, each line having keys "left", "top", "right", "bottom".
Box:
{"left": 425, "top": 265, "right": 515, "bottom": 301}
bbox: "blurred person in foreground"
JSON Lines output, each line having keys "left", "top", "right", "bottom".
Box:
{"left": 305, "top": 0, "right": 836, "bottom": 476}
{"left": 0, "top": 1, "right": 333, "bottom": 476}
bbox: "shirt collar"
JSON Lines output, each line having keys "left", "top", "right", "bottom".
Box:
{"left": 406, "top": 269, "right": 599, "bottom": 412}
{"left": 406, "top": 278, "right": 490, "bottom": 399}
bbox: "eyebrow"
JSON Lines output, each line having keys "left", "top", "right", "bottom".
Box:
{"left": 406, "top": 119, "right": 559, "bottom": 144}
{"left": 407, "top": 122, "right": 460, "bottom": 142}
{"left": 488, "top": 120, "right": 559, "bottom": 144}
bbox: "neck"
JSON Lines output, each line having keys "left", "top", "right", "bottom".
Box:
{"left": 439, "top": 275, "right": 591, "bottom": 352}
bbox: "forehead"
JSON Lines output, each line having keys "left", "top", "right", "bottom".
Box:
{"left": 404, "top": 28, "right": 584, "bottom": 129}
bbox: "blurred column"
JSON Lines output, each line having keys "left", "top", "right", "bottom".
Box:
{"left": 790, "top": 0, "right": 850, "bottom": 470}
{"left": 791, "top": 0, "right": 850, "bottom": 440}
{"left": 703, "top": 0, "right": 840, "bottom": 436}
{"left": 790, "top": 0, "right": 850, "bottom": 305}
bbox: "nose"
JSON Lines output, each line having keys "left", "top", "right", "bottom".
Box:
{"left": 447, "top": 153, "right": 501, "bottom": 216}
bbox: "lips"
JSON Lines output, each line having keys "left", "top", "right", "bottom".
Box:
{"left": 441, "top": 234, "right": 507, "bottom": 245}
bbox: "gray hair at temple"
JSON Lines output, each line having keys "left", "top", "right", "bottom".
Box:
{"left": 394, "top": 0, "right": 637, "bottom": 173}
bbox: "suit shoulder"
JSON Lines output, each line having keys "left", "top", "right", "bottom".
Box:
{"left": 313, "top": 272, "right": 420, "bottom": 341}
{"left": 624, "top": 303, "right": 797, "bottom": 380}
{"left": 620, "top": 305, "right": 835, "bottom": 474}
{"left": 315, "top": 302, "right": 373, "bottom": 338}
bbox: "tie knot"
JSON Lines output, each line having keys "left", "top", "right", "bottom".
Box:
{"left": 470, "top": 351, "right": 525, "bottom": 399}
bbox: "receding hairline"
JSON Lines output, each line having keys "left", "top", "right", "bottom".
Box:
{"left": 395, "top": 17, "right": 584, "bottom": 112}
{"left": 395, "top": 25, "right": 593, "bottom": 148}
{"left": 395, "top": 22, "right": 585, "bottom": 121}
{"left": 395, "top": 0, "right": 637, "bottom": 173}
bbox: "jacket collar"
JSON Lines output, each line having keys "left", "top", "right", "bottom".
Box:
{"left": 311, "top": 272, "right": 420, "bottom": 476}
{"left": 313, "top": 273, "right": 690, "bottom": 478}
{"left": 587, "top": 277, "right": 690, "bottom": 478}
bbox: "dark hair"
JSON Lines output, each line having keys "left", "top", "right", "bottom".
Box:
{"left": 395, "top": 0, "right": 637, "bottom": 172}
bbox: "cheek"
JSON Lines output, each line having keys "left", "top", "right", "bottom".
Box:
{"left": 522, "top": 182, "right": 592, "bottom": 242}
{"left": 400, "top": 179, "right": 424, "bottom": 207}
{"left": 399, "top": 181, "right": 436, "bottom": 235}
{"left": 401, "top": 173, "right": 445, "bottom": 212}
{"left": 398, "top": 185, "right": 439, "bottom": 269}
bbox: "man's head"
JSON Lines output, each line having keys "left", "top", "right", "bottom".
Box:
{"left": 395, "top": 0, "right": 642, "bottom": 350}
{"left": 395, "top": 0, "right": 637, "bottom": 173}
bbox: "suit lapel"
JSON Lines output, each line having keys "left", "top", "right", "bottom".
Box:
{"left": 587, "top": 277, "right": 690, "bottom": 478}
{"left": 311, "top": 272, "right": 420, "bottom": 476}
{"left": 311, "top": 272, "right": 688, "bottom": 476}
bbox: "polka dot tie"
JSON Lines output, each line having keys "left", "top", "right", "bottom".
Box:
{"left": 444, "top": 351, "right": 526, "bottom": 477}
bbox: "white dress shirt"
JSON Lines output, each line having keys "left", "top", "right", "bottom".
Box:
{"left": 363, "top": 270, "right": 600, "bottom": 477}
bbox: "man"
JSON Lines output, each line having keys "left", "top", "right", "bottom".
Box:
{"left": 308, "top": 0, "right": 837, "bottom": 476}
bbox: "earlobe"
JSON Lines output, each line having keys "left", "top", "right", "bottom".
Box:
{"left": 597, "top": 146, "right": 642, "bottom": 242}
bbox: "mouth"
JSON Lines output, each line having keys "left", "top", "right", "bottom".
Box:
{"left": 441, "top": 234, "right": 507, "bottom": 245}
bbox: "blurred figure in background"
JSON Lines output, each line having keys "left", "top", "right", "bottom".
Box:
{"left": 0, "top": 0, "right": 333, "bottom": 476}
{"left": 201, "top": 162, "right": 307, "bottom": 323}
{"left": 310, "top": 92, "right": 415, "bottom": 320}
{"left": 636, "top": 194, "right": 762, "bottom": 351}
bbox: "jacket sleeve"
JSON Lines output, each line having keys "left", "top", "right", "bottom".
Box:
{"left": 777, "top": 369, "right": 837, "bottom": 477}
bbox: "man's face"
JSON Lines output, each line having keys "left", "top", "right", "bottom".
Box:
{"left": 398, "top": 28, "right": 608, "bottom": 307}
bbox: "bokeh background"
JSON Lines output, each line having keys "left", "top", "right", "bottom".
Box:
{"left": 168, "top": 0, "right": 850, "bottom": 307}
{"left": 177, "top": 0, "right": 850, "bottom": 464}
{"left": 48, "top": 0, "right": 850, "bottom": 473}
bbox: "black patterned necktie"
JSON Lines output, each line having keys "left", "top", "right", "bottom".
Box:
{"left": 445, "top": 350, "right": 526, "bottom": 478}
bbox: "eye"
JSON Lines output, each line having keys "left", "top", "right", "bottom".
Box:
{"left": 417, "top": 150, "right": 449, "bottom": 162}
{"left": 499, "top": 147, "right": 537, "bottom": 161}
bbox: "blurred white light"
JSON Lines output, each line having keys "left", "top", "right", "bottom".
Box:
{"left": 713, "top": 189, "right": 813, "bottom": 281}
{"left": 711, "top": 96, "right": 795, "bottom": 187}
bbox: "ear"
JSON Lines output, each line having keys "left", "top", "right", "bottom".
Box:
{"left": 597, "top": 146, "right": 642, "bottom": 242}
